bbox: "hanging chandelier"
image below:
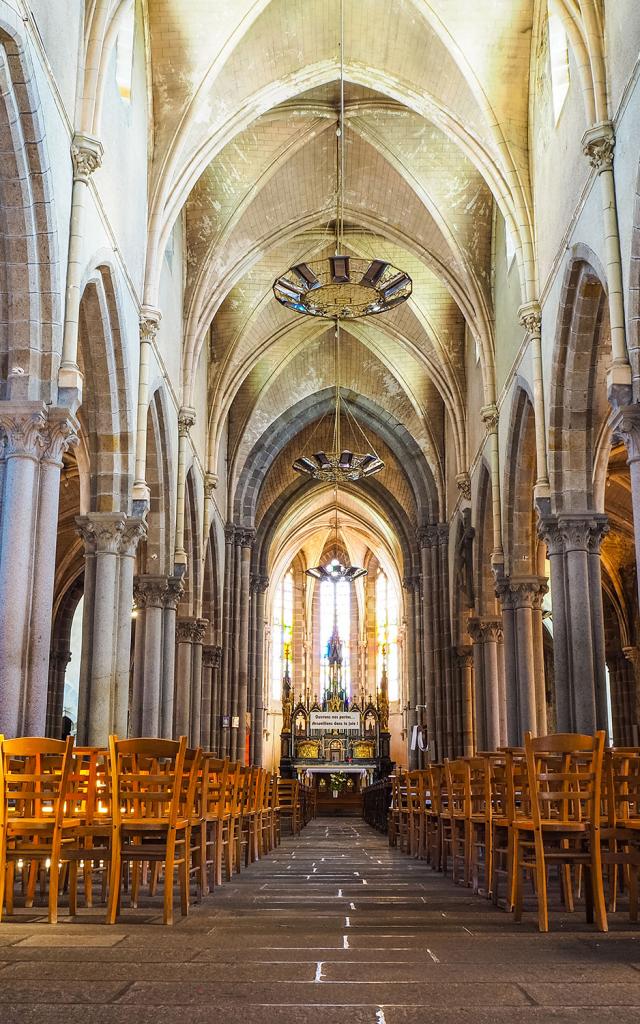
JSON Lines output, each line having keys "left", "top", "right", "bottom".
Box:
{"left": 272, "top": 0, "right": 411, "bottom": 320}
{"left": 305, "top": 486, "right": 367, "bottom": 583}
{"left": 292, "top": 319, "right": 384, "bottom": 483}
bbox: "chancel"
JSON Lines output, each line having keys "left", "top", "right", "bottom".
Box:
{"left": 2, "top": 0, "right": 640, "bottom": 1019}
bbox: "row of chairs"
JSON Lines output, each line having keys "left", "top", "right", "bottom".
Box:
{"left": 0, "top": 735, "right": 309, "bottom": 926}
{"left": 387, "top": 731, "right": 640, "bottom": 932}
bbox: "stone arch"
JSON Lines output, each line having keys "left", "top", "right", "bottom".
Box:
{"left": 548, "top": 248, "right": 611, "bottom": 514}
{"left": 503, "top": 385, "right": 537, "bottom": 576}
{"left": 0, "top": 24, "right": 60, "bottom": 401}
{"left": 76, "top": 264, "right": 134, "bottom": 512}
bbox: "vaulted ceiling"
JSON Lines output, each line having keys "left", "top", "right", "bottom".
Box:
{"left": 146, "top": 0, "right": 535, "bottom": 578}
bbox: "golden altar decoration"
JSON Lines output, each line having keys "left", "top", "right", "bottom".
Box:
{"left": 296, "top": 738, "right": 321, "bottom": 759}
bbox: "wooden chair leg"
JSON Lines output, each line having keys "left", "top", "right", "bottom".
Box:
{"left": 533, "top": 835, "right": 548, "bottom": 933}
{"left": 5, "top": 862, "right": 15, "bottom": 915}
{"left": 163, "top": 834, "right": 176, "bottom": 927}
{"left": 48, "top": 841, "right": 62, "bottom": 925}
{"left": 69, "top": 860, "right": 78, "bottom": 917}
{"left": 106, "top": 835, "right": 121, "bottom": 925}
{"left": 591, "top": 840, "right": 608, "bottom": 933}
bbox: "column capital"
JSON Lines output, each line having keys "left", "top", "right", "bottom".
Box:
{"left": 623, "top": 645, "right": 640, "bottom": 669}
{"left": 0, "top": 402, "right": 48, "bottom": 460}
{"left": 610, "top": 404, "right": 640, "bottom": 463}
{"left": 134, "top": 574, "right": 169, "bottom": 608}
{"left": 518, "top": 300, "right": 542, "bottom": 335}
{"left": 178, "top": 406, "right": 196, "bottom": 438}
{"left": 204, "top": 472, "right": 219, "bottom": 500}
{"left": 436, "top": 522, "right": 450, "bottom": 546}
{"left": 41, "top": 407, "right": 80, "bottom": 467}
{"left": 203, "top": 644, "right": 222, "bottom": 669}
{"left": 468, "top": 616, "right": 503, "bottom": 644}
{"left": 237, "top": 527, "right": 255, "bottom": 549}
{"left": 120, "top": 516, "right": 147, "bottom": 557}
{"left": 496, "top": 575, "right": 548, "bottom": 610}
{"left": 71, "top": 132, "right": 103, "bottom": 180}
{"left": 224, "top": 522, "right": 236, "bottom": 544}
{"left": 456, "top": 644, "right": 473, "bottom": 670}
{"left": 176, "top": 617, "right": 197, "bottom": 644}
{"left": 76, "top": 512, "right": 127, "bottom": 554}
{"left": 417, "top": 523, "right": 439, "bottom": 548}
{"left": 139, "top": 306, "right": 162, "bottom": 343}
{"left": 193, "top": 618, "right": 208, "bottom": 644}
{"left": 538, "top": 511, "right": 609, "bottom": 555}
{"left": 582, "top": 121, "right": 615, "bottom": 173}
{"left": 250, "top": 572, "right": 269, "bottom": 593}
{"left": 455, "top": 472, "right": 471, "bottom": 502}
{"left": 164, "top": 575, "right": 184, "bottom": 611}
{"left": 481, "top": 403, "right": 499, "bottom": 433}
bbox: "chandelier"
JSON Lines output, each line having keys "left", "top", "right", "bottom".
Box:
{"left": 305, "top": 486, "right": 367, "bottom": 583}
{"left": 293, "top": 321, "right": 384, "bottom": 483}
{"left": 272, "top": 0, "right": 411, "bottom": 320}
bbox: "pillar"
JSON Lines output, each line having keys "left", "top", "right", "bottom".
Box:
{"left": 457, "top": 646, "right": 474, "bottom": 755}
{"left": 174, "top": 617, "right": 197, "bottom": 739}
{"left": 173, "top": 408, "right": 196, "bottom": 575}
{"left": 402, "top": 576, "right": 418, "bottom": 769}
{"left": 58, "top": 135, "right": 103, "bottom": 407}
{"left": 220, "top": 524, "right": 235, "bottom": 755}
{"left": 437, "top": 524, "right": 455, "bottom": 757}
{"left": 468, "top": 618, "right": 504, "bottom": 751}
{"left": 538, "top": 513, "right": 609, "bottom": 733}
{"left": 496, "top": 576, "right": 548, "bottom": 744}
{"left": 250, "top": 574, "right": 268, "bottom": 765}
{"left": 75, "top": 512, "right": 146, "bottom": 745}
{"left": 161, "top": 576, "right": 183, "bottom": 736}
{"left": 131, "top": 575, "right": 169, "bottom": 736}
{"left": 0, "top": 405, "right": 79, "bottom": 736}
{"left": 202, "top": 644, "right": 220, "bottom": 750}
{"left": 418, "top": 528, "right": 437, "bottom": 758}
{"left": 46, "top": 642, "right": 72, "bottom": 738}
{"left": 132, "top": 308, "right": 161, "bottom": 510}
{"left": 234, "top": 529, "right": 254, "bottom": 764}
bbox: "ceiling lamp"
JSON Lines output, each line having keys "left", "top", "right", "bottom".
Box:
{"left": 292, "top": 321, "right": 384, "bottom": 483}
{"left": 272, "top": 0, "right": 411, "bottom": 320}
{"left": 305, "top": 487, "right": 367, "bottom": 583}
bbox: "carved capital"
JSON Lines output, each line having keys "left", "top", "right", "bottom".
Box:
{"left": 164, "top": 575, "right": 184, "bottom": 610}
{"left": 120, "top": 516, "right": 147, "bottom": 557}
{"left": 76, "top": 512, "right": 126, "bottom": 555}
{"left": 41, "top": 408, "right": 80, "bottom": 466}
{"left": 538, "top": 512, "right": 609, "bottom": 555}
{"left": 134, "top": 574, "right": 169, "bottom": 608}
{"left": 402, "top": 576, "right": 415, "bottom": 593}
{"left": 176, "top": 618, "right": 196, "bottom": 644}
{"left": 417, "top": 523, "right": 439, "bottom": 549}
{"left": 518, "top": 300, "right": 542, "bottom": 335}
{"left": 468, "top": 616, "right": 503, "bottom": 644}
{"left": 456, "top": 645, "right": 473, "bottom": 670}
{"left": 237, "top": 527, "right": 255, "bottom": 549}
{"left": 0, "top": 404, "right": 48, "bottom": 460}
{"left": 178, "top": 406, "right": 196, "bottom": 438}
{"left": 193, "top": 618, "right": 208, "bottom": 645}
{"left": 582, "top": 122, "right": 615, "bottom": 172}
{"left": 224, "top": 522, "right": 236, "bottom": 544}
{"left": 481, "top": 403, "right": 499, "bottom": 433}
{"left": 251, "top": 572, "right": 269, "bottom": 593}
{"left": 623, "top": 646, "right": 640, "bottom": 670}
{"left": 497, "top": 575, "right": 548, "bottom": 610}
{"left": 455, "top": 472, "right": 471, "bottom": 502}
{"left": 203, "top": 644, "right": 222, "bottom": 669}
{"left": 139, "top": 306, "right": 162, "bottom": 344}
{"left": 610, "top": 404, "right": 640, "bottom": 464}
{"left": 71, "top": 132, "right": 103, "bottom": 180}
{"left": 204, "top": 472, "right": 218, "bottom": 501}
{"left": 436, "top": 522, "right": 450, "bottom": 546}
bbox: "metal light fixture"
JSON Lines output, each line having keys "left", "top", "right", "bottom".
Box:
{"left": 292, "top": 320, "right": 384, "bottom": 483}
{"left": 305, "top": 485, "right": 367, "bottom": 583}
{"left": 272, "top": 0, "right": 411, "bottom": 320}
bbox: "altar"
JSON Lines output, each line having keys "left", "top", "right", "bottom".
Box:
{"left": 279, "top": 625, "right": 394, "bottom": 783}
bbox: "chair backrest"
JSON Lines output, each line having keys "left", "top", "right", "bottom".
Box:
{"left": 183, "top": 746, "right": 205, "bottom": 819}
{"left": 444, "top": 758, "right": 469, "bottom": 818}
{"left": 108, "top": 736, "right": 187, "bottom": 826}
{"left": 277, "top": 778, "right": 299, "bottom": 811}
{"left": 64, "top": 746, "right": 111, "bottom": 822}
{"left": 406, "top": 770, "right": 426, "bottom": 814}
{"left": 468, "top": 755, "right": 491, "bottom": 821}
{"left": 204, "top": 756, "right": 229, "bottom": 818}
{"left": 1, "top": 736, "right": 74, "bottom": 826}
{"left": 524, "top": 731, "right": 605, "bottom": 829}
{"left": 605, "top": 747, "right": 640, "bottom": 827}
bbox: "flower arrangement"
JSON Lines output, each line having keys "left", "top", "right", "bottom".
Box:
{"left": 330, "top": 772, "right": 348, "bottom": 793}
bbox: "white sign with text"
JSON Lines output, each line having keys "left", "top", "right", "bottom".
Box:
{"left": 310, "top": 711, "right": 361, "bottom": 732}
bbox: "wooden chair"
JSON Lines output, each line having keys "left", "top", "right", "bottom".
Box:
{"left": 491, "top": 749, "right": 527, "bottom": 911}
{"left": 469, "top": 755, "right": 492, "bottom": 895}
{"left": 424, "top": 764, "right": 442, "bottom": 869}
{"left": 602, "top": 747, "right": 640, "bottom": 919}
{"left": 202, "top": 756, "right": 229, "bottom": 890}
{"left": 0, "top": 736, "right": 74, "bottom": 924}
{"left": 406, "top": 770, "right": 426, "bottom": 859}
{"left": 107, "top": 736, "right": 201, "bottom": 926}
{"left": 61, "top": 745, "right": 112, "bottom": 914}
{"left": 514, "top": 731, "right": 608, "bottom": 933}
{"left": 387, "top": 774, "right": 401, "bottom": 847}
{"left": 277, "top": 779, "right": 300, "bottom": 835}
{"left": 444, "top": 759, "right": 470, "bottom": 885}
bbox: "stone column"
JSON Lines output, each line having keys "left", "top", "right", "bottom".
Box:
{"left": 46, "top": 643, "right": 72, "bottom": 738}
{"left": 538, "top": 513, "right": 609, "bottom": 733}
{"left": 468, "top": 618, "right": 503, "bottom": 751}
{"left": 189, "top": 618, "right": 207, "bottom": 747}
{"left": 403, "top": 576, "right": 419, "bottom": 768}
{"left": 208, "top": 644, "right": 223, "bottom": 752}
{"left": 160, "top": 576, "right": 182, "bottom": 736}
{"left": 437, "top": 524, "right": 455, "bottom": 757}
{"left": 235, "top": 530, "right": 254, "bottom": 764}
{"left": 250, "top": 574, "right": 268, "bottom": 765}
{"left": 0, "top": 405, "right": 79, "bottom": 736}
{"left": 220, "top": 524, "right": 235, "bottom": 756}
{"left": 173, "top": 408, "right": 196, "bottom": 575}
{"left": 202, "top": 645, "right": 218, "bottom": 750}
{"left": 131, "top": 575, "right": 169, "bottom": 736}
{"left": 496, "top": 576, "right": 548, "bottom": 744}
{"left": 418, "top": 528, "right": 437, "bottom": 758}
{"left": 58, "top": 134, "right": 103, "bottom": 406}
{"left": 75, "top": 512, "right": 146, "bottom": 745}
{"left": 610, "top": 406, "right": 640, "bottom": 616}
{"left": 623, "top": 646, "right": 640, "bottom": 736}
{"left": 132, "top": 308, "right": 161, "bottom": 510}
{"left": 175, "top": 617, "right": 196, "bottom": 739}
{"left": 457, "top": 646, "right": 474, "bottom": 755}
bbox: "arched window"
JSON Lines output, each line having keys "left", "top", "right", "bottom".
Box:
{"left": 115, "top": 1, "right": 135, "bottom": 104}
{"left": 548, "top": 9, "right": 570, "bottom": 123}
{"left": 271, "top": 569, "right": 294, "bottom": 700}
{"left": 319, "top": 578, "right": 351, "bottom": 695}
{"left": 376, "top": 569, "right": 399, "bottom": 701}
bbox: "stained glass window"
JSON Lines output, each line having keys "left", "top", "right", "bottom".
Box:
{"left": 271, "top": 569, "right": 294, "bottom": 700}
{"left": 319, "top": 578, "right": 351, "bottom": 695}
{"left": 376, "top": 569, "right": 399, "bottom": 701}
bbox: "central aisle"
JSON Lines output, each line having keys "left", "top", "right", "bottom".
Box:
{"left": 1, "top": 819, "right": 640, "bottom": 1022}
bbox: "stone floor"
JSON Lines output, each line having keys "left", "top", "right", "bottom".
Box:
{"left": 1, "top": 818, "right": 640, "bottom": 1022}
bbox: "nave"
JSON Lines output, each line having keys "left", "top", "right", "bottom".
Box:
{"left": 0, "top": 819, "right": 639, "bottom": 1024}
